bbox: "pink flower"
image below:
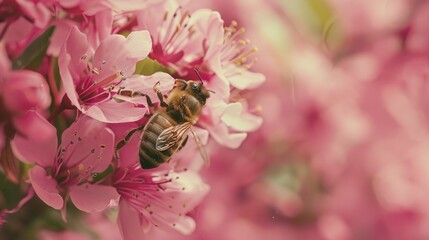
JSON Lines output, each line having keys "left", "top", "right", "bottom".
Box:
{"left": 200, "top": 97, "right": 262, "bottom": 149}
{"left": 135, "top": 0, "right": 221, "bottom": 75}
{"left": 59, "top": 26, "right": 168, "bottom": 123}
{"left": 113, "top": 131, "right": 209, "bottom": 238}
{"left": 11, "top": 115, "right": 119, "bottom": 212}
{"left": 202, "top": 20, "right": 265, "bottom": 98}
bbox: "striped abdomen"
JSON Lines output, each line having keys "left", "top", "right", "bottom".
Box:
{"left": 139, "top": 113, "right": 179, "bottom": 169}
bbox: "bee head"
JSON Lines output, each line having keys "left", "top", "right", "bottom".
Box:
{"left": 187, "top": 81, "right": 210, "bottom": 105}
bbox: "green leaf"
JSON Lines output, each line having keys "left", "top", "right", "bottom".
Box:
{"left": 12, "top": 25, "right": 56, "bottom": 70}
{"left": 134, "top": 58, "right": 171, "bottom": 76}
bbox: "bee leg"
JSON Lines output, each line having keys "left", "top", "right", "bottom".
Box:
{"left": 115, "top": 125, "right": 145, "bottom": 159}
{"left": 153, "top": 81, "right": 169, "bottom": 108}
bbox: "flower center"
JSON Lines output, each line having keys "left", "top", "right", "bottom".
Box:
{"left": 149, "top": 8, "right": 195, "bottom": 66}
{"left": 52, "top": 130, "right": 108, "bottom": 188}
{"left": 77, "top": 56, "right": 124, "bottom": 105}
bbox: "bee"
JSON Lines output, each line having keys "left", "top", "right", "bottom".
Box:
{"left": 116, "top": 70, "right": 211, "bottom": 169}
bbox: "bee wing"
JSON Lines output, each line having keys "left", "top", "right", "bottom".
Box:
{"left": 156, "top": 122, "right": 192, "bottom": 151}
{"left": 189, "top": 127, "right": 209, "bottom": 165}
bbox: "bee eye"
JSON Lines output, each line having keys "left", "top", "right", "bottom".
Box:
{"left": 192, "top": 83, "right": 199, "bottom": 91}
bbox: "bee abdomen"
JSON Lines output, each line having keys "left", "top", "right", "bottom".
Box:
{"left": 139, "top": 114, "right": 177, "bottom": 169}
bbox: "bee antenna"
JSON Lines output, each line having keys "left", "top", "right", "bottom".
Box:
{"left": 193, "top": 68, "right": 204, "bottom": 85}
{"left": 208, "top": 89, "right": 216, "bottom": 94}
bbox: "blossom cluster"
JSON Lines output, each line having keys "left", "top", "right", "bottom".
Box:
{"left": 0, "top": 0, "right": 264, "bottom": 239}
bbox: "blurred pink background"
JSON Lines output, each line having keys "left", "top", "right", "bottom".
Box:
{"left": 159, "top": 1, "right": 429, "bottom": 240}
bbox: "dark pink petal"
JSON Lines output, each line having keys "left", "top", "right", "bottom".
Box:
{"left": 92, "top": 30, "right": 151, "bottom": 82}
{"left": 3, "top": 70, "right": 51, "bottom": 112}
{"left": 61, "top": 116, "right": 114, "bottom": 172}
{"left": 85, "top": 101, "right": 147, "bottom": 123}
{"left": 118, "top": 200, "right": 147, "bottom": 240}
{"left": 69, "top": 184, "right": 119, "bottom": 212}
{"left": 29, "top": 166, "right": 63, "bottom": 209}
{"left": 11, "top": 111, "right": 57, "bottom": 166}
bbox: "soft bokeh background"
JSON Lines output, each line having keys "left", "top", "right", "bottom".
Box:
{"left": 2, "top": 0, "right": 429, "bottom": 239}
{"left": 172, "top": 1, "right": 429, "bottom": 240}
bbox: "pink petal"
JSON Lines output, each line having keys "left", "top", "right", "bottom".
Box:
{"left": 61, "top": 116, "right": 114, "bottom": 172}
{"left": 188, "top": 9, "right": 224, "bottom": 61}
{"left": 59, "top": 26, "right": 90, "bottom": 110}
{"left": 220, "top": 102, "right": 263, "bottom": 132}
{"left": 4, "top": 70, "right": 51, "bottom": 112}
{"left": 95, "top": 10, "right": 113, "bottom": 41}
{"left": 0, "top": 43, "right": 10, "bottom": 73}
{"left": 58, "top": 0, "right": 81, "bottom": 8}
{"left": 29, "top": 166, "right": 63, "bottom": 209}
{"left": 116, "top": 127, "right": 141, "bottom": 169}
{"left": 3, "top": 18, "right": 33, "bottom": 43}
{"left": 11, "top": 111, "right": 57, "bottom": 167}
{"left": 69, "top": 184, "right": 119, "bottom": 212}
{"left": 202, "top": 122, "right": 247, "bottom": 149}
{"left": 58, "top": 52, "right": 81, "bottom": 110}
{"left": 109, "top": 0, "right": 158, "bottom": 12}
{"left": 167, "top": 171, "right": 210, "bottom": 211}
{"left": 47, "top": 19, "right": 76, "bottom": 56}
{"left": 85, "top": 101, "right": 147, "bottom": 123}
{"left": 148, "top": 171, "right": 209, "bottom": 235}
{"left": 80, "top": 1, "right": 112, "bottom": 15}
{"left": 115, "top": 72, "right": 175, "bottom": 106}
{"left": 136, "top": 1, "right": 177, "bottom": 43}
{"left": 206, "top": 75, "right": 230, "bottom": 100}
{"left": 118, "top": 200, "right": 147, "bottom": 240}
{"left": 224, "top": 64, "right": 266, "bottom": 90}
{"left": 61, "top": 26, "right": 91, "bottom": 83}
{"left": 92, "top": 30, "right": 151, "bottom": 82}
